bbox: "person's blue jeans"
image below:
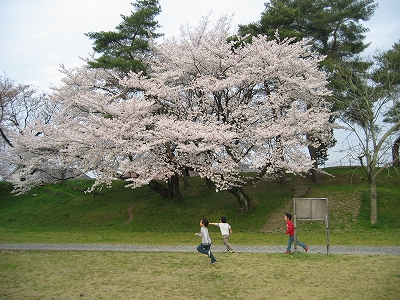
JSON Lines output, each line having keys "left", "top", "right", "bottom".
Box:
{"left": 287, "top": 235, "right": 307, "bottom": 252}
{"left": 197, "top": 243, "right": 217, "bottom": 262}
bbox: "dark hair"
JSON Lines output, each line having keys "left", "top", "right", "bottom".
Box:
{"left": 220, "top": 216, "right": 227, "bottom": 223}
{"left": 202, "top": 218, "right": 209, "bottom": 227}
{"left": 285, "top": 213, "right": 292, "bottom": 220}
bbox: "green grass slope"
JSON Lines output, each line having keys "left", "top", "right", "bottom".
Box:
{"left": 0, "top": 167, "right": 399, "bottom": 245}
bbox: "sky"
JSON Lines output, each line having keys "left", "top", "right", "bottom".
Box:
{"left": 1, "top": 0, "right": 399, "bottom": 166}
{"left": 0, "top": 0, "right": 266, "bottom": 89}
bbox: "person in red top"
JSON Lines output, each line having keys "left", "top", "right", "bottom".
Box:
{"left": 284, "top": 213, "right": 308, "bottom": 254}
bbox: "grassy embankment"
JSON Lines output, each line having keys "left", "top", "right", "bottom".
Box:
{"left": 0, "top": 166, "right": 399, "bottom": 246}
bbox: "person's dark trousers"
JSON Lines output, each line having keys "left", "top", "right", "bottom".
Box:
{"left": 197, "top": 243, "right": 217, "bottom": 262}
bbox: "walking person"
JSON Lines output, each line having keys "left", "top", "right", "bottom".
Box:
{"left": 284, "top": 213, "right": 308, "bottom": 254}
{"left": 210, "top": 216, "right": 235, "bottom": 253}
{"left": 195, "top": 218, "right": 217, "bottom": 264}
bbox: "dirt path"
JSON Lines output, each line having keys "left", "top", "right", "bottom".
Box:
{"left": 1, "top": 243, "right": 399, "bottom": 255}
{"left": 124, "top": 195, "right": 158, "bottom": 224}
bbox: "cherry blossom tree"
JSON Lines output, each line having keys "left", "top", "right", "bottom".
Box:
{"left": 9, "top": 62, "right": 237, "bottom": 202}
{"left": 9, "top": 16, "right": 333, "bottom": 211}
{"left": 0, "top": 74, "right": 50, "bottom": 180}
{"left": 122, "top": 15, "right": 334, "bottom": 209}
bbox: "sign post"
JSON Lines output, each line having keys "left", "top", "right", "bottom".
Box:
{"left": 293, "top": 198, "right": 329, "bottom": 255}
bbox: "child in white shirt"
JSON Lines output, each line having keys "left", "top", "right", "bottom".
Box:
{"left": 210, "top": 216, "right": 234, "bottom": 253}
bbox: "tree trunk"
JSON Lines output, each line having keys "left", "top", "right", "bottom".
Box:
{"left": 228, "top": 187, "right": 252, "bottom": 212}
{"left": 167, "top": 178, "right": 174, "bottom": 198}
{"left": 392, "top": 135, "right": 400, "bottom": 167}
{"left": 307, "top": 142, "right": 319, "bottom": 183}
{"left": 163, "top": 142, "right": 183, "bottom": 203}
{"left": 147, "top": 180, "right": 170, "bottom": 199}
{"left": 279, "top": 170, "right": 286, "bottom": 184}
{"left": 206, "top": 177, "right": 213, "bottom": 189}
{"left": 306, "top": 100, "right": 320, "bottom": 184}
{"left": 182, "top": 168, "right": 189, "bottom": 187}
{"left": 171, "top": 173, "right": 184, "bottom": 204}
{"left": 368, "top": 174, "right": 378, "bottom": 225}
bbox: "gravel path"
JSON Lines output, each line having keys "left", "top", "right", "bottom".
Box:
{"left": 1, "top": 244, "right": 399, "bottom": 255}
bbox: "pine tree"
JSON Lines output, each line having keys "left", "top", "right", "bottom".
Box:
{"left": 85, "top": 0, "right": 162, "bottom": 75}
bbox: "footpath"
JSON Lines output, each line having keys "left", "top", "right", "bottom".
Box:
{"left": 1, "top": 244, "right": 399, "bottom": 255}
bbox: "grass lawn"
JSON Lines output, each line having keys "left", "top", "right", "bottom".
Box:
{"left": 1, "top": 229, "right": 400, "bottom": 247}
{"left": 1, "top": 250, "right": 399, "bottom": 300}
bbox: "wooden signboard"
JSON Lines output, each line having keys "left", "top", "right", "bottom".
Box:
{"left": 293, "top": 198, "right": 329, "bottom": 255}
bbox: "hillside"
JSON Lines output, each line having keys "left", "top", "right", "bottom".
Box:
{"left": 1, "top": 167, "right": 399, "bottom": 238}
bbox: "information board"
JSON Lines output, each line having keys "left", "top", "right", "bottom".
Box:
{"left": 293, "top": 198, "right": 329, "bottom": 255}
{"left": 294, "top": 198, "right": 328, "bottom": 220}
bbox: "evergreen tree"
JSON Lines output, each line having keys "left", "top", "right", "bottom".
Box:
{"left": 239, "top": 0, "right": 376, "bottom": 65}
{"left": 85, "top": 0, "right": 163, "bottom": 75}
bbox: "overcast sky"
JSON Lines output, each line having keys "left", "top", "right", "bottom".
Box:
{"left": 1, "top": 0, "right": 399, "bottom": 166}
{"left": 1, "top": 0, "right": 399, "bottom": 90}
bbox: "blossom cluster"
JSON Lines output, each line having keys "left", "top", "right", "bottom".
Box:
{"left": 8, "top": 16, "right": 333, "bottom": 194}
